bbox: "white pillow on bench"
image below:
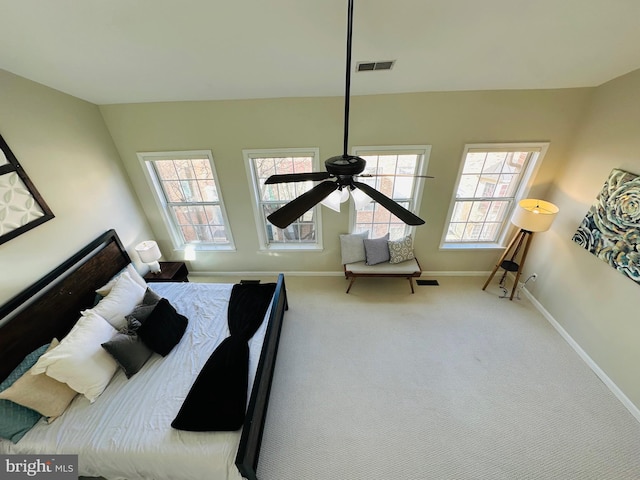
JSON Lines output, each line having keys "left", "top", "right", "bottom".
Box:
{"left": 339, "top": 231, "right": 369, "bottom": 264}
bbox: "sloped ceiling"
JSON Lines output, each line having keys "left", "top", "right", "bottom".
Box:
{"left": 1, "top": 0, "right": 639, "bottom": 104}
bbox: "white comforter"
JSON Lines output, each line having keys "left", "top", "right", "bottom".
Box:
{"left": 0, "top": 282, "right": 270, "bottom": 480}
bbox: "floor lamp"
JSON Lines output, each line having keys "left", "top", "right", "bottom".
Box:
{"left": 482, "top": 199, "right": 559, "bottom": 300}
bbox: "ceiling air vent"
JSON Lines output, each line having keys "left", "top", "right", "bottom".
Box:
{"left": 356, "top": 60, "right": 395, "bottom": 72}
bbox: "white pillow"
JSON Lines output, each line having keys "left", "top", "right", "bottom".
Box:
{"left": 339, "top": 231, "right": 369, "bottom": 264}
{"left": 31, "top": 311, "right": 118, "bottom": 403}
{"left": 87, "top": 270, "right": 146, "bottom": 329}
{"left": 96, "top": 264, "right": 147, "bottom": 296}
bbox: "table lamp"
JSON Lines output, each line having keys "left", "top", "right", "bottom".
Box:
{"left": 135, "top": 240, "right": 162, "bottom": 274}
{"left": 482, "top": 199, "right": 559, "bottom": 300}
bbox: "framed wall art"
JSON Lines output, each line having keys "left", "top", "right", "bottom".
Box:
{"left": 0, "top": 132, "right": 54, "bottom": 246}
{"left": 572, "top": 168, "right": 640, "bottom": 285}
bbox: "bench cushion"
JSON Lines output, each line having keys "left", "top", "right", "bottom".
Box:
{"left": 344, "top": 258, "right": 421, "bottom": 275}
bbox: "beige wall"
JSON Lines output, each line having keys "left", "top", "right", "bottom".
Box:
{"left": 524, "top": 68, "right": 640, "bottom": 410}
{"left": 99, "top": 88, "right": 591, "bottom": 274}
{"left": 0, "top": 69, "right": 153, "bottom": 305}
{"left": 3, "top": 63, "right": 639, "bottom": 412}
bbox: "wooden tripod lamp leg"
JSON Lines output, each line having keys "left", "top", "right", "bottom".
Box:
{"left": 482, "top": 229, "right": 523, "bottom": 291}
{"left": 509, "top": 231, "right": 534, "bottom": 300}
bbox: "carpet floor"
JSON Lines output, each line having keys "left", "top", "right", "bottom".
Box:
{"left": 253, "top": 275, "right": 640, "bottom": 480}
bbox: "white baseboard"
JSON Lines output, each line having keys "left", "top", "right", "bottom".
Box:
{"left": 189, "top": 270, "right": 343, "bottom": 278}
{"left": 522, "top": 287, "right": 640, "bottom": 424}
{"left": 189, "top": 270, "right": 492, "bottom": 278}
{"left": 422, "top": 270, "right": 491, "bottom": 277}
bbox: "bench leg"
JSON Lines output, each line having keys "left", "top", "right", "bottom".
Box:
{"left": 346, "top": 277, "right": 356, "bottom": 293}
{"left": 408, "top": 277, "right": 415, "bottom": 294}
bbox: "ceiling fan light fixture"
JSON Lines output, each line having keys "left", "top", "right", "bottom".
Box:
{"left": 321, "top": 188, "right": 350, "bottom": 212}
{"left": 262, "top": 0, "right": 428, "bottom": 229}
{"left": 351, "top": 187, "right": 373, "bottom": 209}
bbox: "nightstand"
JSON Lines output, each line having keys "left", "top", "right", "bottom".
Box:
{"left": 144, "top": 262, "right": 189, "bottom": 283}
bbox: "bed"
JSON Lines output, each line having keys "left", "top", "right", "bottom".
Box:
{"left": 0, "top": 229, "right": 288, "bottom": 480}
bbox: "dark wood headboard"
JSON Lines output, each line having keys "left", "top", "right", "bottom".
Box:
{"left": 0, "top": 229, "right": 131, "bottom": 382}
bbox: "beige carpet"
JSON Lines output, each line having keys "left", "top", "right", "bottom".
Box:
{"left": 254, "top": 275, "right": 640, "bottom": 480}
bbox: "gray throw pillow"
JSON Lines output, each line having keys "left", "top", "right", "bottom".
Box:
{"left": 125, "top": 304, "right": 155, "bottom": 325}
{"left": 125, "top": 288, "right": 162, "bottom": 326}
{"left": 339, "top": 231, "right": 369, "bottom": 264}
{"left": 102, "top": 333, "right": 153, "bottom": 379}
{"left": 364, "top": 233, "right": 390, "bottom": 265}
{"left": 142, "top": 287, "right": 162, "bottom": 305}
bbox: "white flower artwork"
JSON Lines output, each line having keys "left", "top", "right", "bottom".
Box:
{"left": 573, "top": 168, "right": 640, "bottom": 285}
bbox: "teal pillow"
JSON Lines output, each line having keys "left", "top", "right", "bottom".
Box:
{"left": 0, "top": 343, "right": 49, "bottom": 443}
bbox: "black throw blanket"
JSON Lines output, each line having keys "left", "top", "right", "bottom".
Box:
{"left": 172, "top": 282, "right": 276, "bottom": 431}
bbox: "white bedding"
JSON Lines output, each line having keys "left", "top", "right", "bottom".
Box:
{"left": 0, "top": 282, "right": 271, "bottom": 480}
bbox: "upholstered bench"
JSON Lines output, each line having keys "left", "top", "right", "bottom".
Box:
{"left": 340, "top": 231, "right": 422, "bottom": 293}
{"left": 343, "top": 257, "right": 422, "bottom": 293}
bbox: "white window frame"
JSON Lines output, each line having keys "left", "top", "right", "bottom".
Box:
{"left": 349, "top": 145, "right": 431, "bottom": 240}
{"left": 137, "top": 150, "right": 235, "bottom": 252}
{"left": 440, "top": 142, "right": 549, "bottom": 250}
{"left": 243, "top": 147, "right": 323, "bottom": 251}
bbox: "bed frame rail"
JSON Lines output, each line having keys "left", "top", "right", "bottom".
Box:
{"left": 236, "top": 273, "right": 288, "bottom": 480}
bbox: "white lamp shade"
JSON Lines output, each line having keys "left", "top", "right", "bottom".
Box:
{"left": 321, "top": 188, "right": 350, "bottom": 212}
{"left": 351, "top": 188, "right": 373, "bottom": 210}
{"left": 320, "top": 187, "right": 373, "bottom": 212}
{"left": 135, "top": 240, "right": 162, "bottom": 264}
{"left": 511, "top": 199, "right": 559, "bottom": 232}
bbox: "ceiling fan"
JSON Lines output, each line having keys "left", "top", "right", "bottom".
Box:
{"left": 265, "top": 0, "right": 433, "bottom": 229}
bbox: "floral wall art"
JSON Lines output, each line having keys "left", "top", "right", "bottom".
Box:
{"left": 573, "top": 168, "right": 640, "bottom": 285}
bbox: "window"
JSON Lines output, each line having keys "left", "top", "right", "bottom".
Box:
{"left": 244, "top": 148, "right": 322, "bottom": 250}
{"left": 350, "top": 146, "right": 431, "bottom": 240}
{"left": 138, "top": 150, "right": 234, "bottom": 250}
{"left": 441, "top": 143, "right": 548, "bottom": 249}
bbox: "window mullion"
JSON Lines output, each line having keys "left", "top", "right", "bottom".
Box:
{"left": 455, "top": 196, "right": 514, "bottom": 202}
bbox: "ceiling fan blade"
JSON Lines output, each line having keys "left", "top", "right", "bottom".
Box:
{"left": 353, "top": 181, "right": 425, "bottom": 226}
{"left": 267, "top": 181, "right": 339, "bottom": 229}
{"left": 358, "top": 174, "right": 435, "bottom": 179}
{"left": 265, "top": 172, "right": 332, "bottom": 184}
